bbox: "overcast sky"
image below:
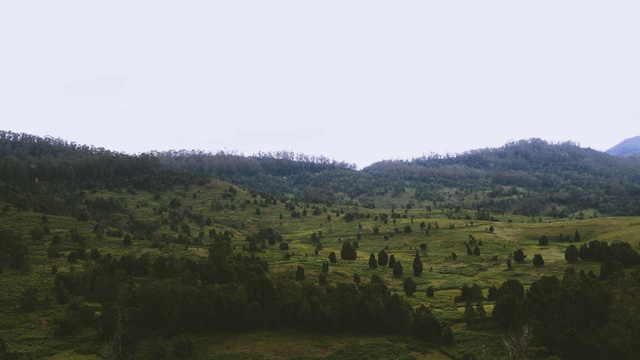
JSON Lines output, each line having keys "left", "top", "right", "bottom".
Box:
{"left": 1, "top": 0, "right": 639, "bottom": 168}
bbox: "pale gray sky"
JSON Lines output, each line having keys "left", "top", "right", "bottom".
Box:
{"left": 1, "top": 0, "right": 639, "bottom": 168}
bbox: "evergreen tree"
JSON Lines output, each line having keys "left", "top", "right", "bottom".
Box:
{"left": 473, "top": 246, "right": 481, "bottom": 256}
{"left": 368, "top": 253, "right": 377, "bottom": 269}
{"left": 574, "top": 230, "right": 581, "bottom": 243}
{"left": 322, "top": 261, "right": 329, "bottom": 274}
{"left": 412, "top": 250, "right": 423, "bottom": 277}
{"left": 403, "top": 277, "right": 417, "bottom": 296}
{"left": 328, "top": 251, "right": 337, "bottom": 263}
{"left": 388, "top": 254, "right": 396, "bottom": 269}
{"left": 378, "top": 249, "right": 389, "bottom": 266}
{"left": 513, "top": 249, "right": 526, "bottom": 263}
{"left": 318, "top": 273, "right": 328, "bottom": 286}
{"left": 295, "top": 266, "right": 305, "bottom": 281}
{"left": 565, "top": 244, "right": 579, "bottom": 263}
{"left": 539, "top": 235, "right": 549, "bottom": 246}
{"left": 426, "top": 286, "right": 435, "bottom": 298}
{"left": 393, "top": 261, "right": 403, "bottom": 278}
{"left": 532, "top": 254, "right": 544, "bottom": 267}
{"left": 353, "top": 273, "right": 361, "bottom": 285}
{"left": 340, "top": 241, "right": 357, "bottom": 260}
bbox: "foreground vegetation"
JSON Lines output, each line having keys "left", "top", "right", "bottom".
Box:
{"left": 1, "top": 131, "right": 639, "bottom": 359}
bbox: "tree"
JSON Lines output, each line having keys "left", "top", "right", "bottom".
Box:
{"left": 574, "top": 230, "right": 581, "bottom": 243}
{"left": 20, "top": 287, "right": 38, "bottom": 312}
{"left": 451, "top": 252, "right": 458, "bottom": 260}
{"left": 388, "top": 254, "right": 396, "bottom": 269}
{"left": 393, "top": 261, "right": 403, "bottom": 278}
{"left": 0, "top": 228, "right": 29, "bottom": 270}
{"left": 378, "top": 249, "right": 389, "bottom": 266}
{"left": 413, "top": 251, "right": 423, "bottom": 277}
{"left": 420, "top": 243, "right": 427, "bottom": 251}
{"left": 565, "top": 244, "right": 579, "bottom": 263}
{"left": 426, "top": 286, "right": 435, "bottom": 298}
{"left": 295, "top": 266, "right": 305, "bottom": 281}
{"left": 340, "top": 241, "right": 357, "bottom": 260}
{"left": 403, "top": 277, "right": 417, "bottom": 296}
{"left": 368, "top": 253, "right": 377, "bottom": 269}
{"left": 578, "top": 243, "right": 590, "bottom": 260}
{"left": 473, "top": 246, "right": 481, "bottom": 256}
{"left": 503, "top": 324, "right": 533, "bottom": 360}
{"left": 329, "top": 251, "right": 337, "bottom": 263}
{"left": 322, "top": 261, "right": 329, "bottom": 274}
{"left": 319, "top": 273, "right": 328, "bottom": 286}
{"left": 513, "top": 249, "right": 526, "bottom": 263}
{"left": 489, "top": 225, "right": 495, "bottom": 233}
{"left": 539, "top": 235, "right": 549, "bottom": 246}
{"left": 442, "top": 327, "right": 454, "bottom": 346}
{"left": 353, "top": 273, "right": 361, "bottom": 285}
{"left": 122, "top": 234, "right": 132, "bottom": 246}
{"left": 532, "top": 254, "right": 544, "bottom": 267}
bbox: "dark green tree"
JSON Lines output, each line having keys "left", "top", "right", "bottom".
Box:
{"left": 393, "top": 261, "right": 403, "bottom": 278}
{"left": 412, "top": 250, "right": 423, "bottom": 277}
{"left": 539, "top": 235, "right": 549, "bottom": 246}
{"left": 368, "top": 253, "right": 377, "bottom": 269}
{"left": 532, "top": 254, "right": 544, "bottom": 267}
{"left": 513, "top": 249, "right": 526, "bottom": 263}
{"left": 20, "top": 287, "right": 38, "bottom": 312}
{"left": 388, "top": 254, "right": 396, "bottom": 269}
{"left": 565, "top": 244, "right": 579, "bottom": 263}
{"left": 403, "top": 277, "right": 417, "bottom": 296}
{"left": 426, "top": 286, "right": 435, "bottom": 297}
{"left": 340, "top": 241, "right": 357, "bottom": 260}
{"left": 378, "top": 249, "right": 389, "bottom": 266}
{"left": 295, "top": 266, "right": 305, "bottom": 281}
{"left": 322, "top": 261, "right": 329, "bottom": 274}
{"left": 328, "top": 251, "right": 337, "bottom": 263}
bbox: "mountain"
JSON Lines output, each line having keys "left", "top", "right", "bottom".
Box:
{"left": 3, "top": 131, "right": 640, "bottom": 217}
{"left": 606, "top": 136, "right": 640, "bottom": 157}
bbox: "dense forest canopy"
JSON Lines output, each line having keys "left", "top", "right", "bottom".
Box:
{"left": 3, "top": 131, "right": 640, "bottom": 217}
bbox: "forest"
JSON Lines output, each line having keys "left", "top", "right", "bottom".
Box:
{"left": 0, "top": 131, "right": 639, "bottom": 360}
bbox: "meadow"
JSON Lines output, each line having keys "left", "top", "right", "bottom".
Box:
{"left": 1, "top": 177, "right": 638, "bottom": 359}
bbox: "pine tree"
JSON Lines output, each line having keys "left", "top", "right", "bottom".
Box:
{"left": 403, "top": 277, "right": 417, "bottom": 296}
{"left": 413, "top": 250, "right": 423, "bottom": 277}
{"left": 565, "top": 244, "right": 579, "bottom": 263}
{"left": 368, "top": 253, "right": 377, "bottom": 269}
{"left": 295, "top": 266, "right": 305, "bottom": 281}
{"left": 393, "top": 261, "right": 403, "bottom": 278}
{"left": 378, "top": 249, "right": 389, "bottom": 266}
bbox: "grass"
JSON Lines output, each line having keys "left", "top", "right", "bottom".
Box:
{"left": 2, "top": 178, "right": 640, "bottom": 358}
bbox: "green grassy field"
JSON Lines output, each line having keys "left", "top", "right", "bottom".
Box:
{"left": 1, "top": 178, "right": 639, "bottom": 359}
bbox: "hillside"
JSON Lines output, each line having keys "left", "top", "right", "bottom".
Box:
{"left": 155, "top": 138, "right": 640, "bottom": 217}
{"left": 1, "top": 131, "right": 640, "bottom": 359}
{"left": 606, "top": 135, "right": 640, "bottom": 158}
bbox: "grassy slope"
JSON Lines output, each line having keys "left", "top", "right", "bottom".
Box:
{"left": 1, "top": 178, "right": 639, "bottom": 359}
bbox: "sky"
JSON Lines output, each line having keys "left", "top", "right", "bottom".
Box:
{"left": 1, "top": 0, "right": 639, "bottom": 168}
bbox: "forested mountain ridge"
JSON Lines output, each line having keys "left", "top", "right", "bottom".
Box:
{"left": 156, "top": 138, "right": 640, "bottom": 217}
{"left": 3, "top": 131, "right": 640, "bottom": 217}
{"left": 606, "top": 135, "right": 640, "bottom": 158}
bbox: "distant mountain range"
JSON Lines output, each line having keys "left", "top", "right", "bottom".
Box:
{"left": 607, "top": 136, "right": 640, "bottom": 157}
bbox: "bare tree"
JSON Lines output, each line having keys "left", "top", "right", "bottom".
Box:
{"left": 503, "top": 324, "right": 533, "bottom": 360}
